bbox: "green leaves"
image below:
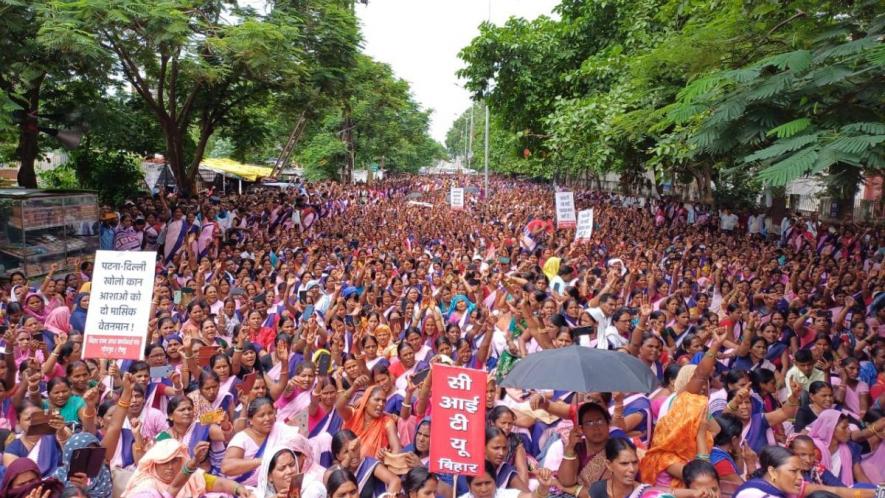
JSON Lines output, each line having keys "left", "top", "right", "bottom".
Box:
{"left": 829, "top": 135, "right": 885, "bottom": 155}
{"left": 757, "top": 147, "right": 818, "bottom": 185}
{"left": 762, "top": 50, "right": 812, "bottom": 72}
{"left": 665, "top": 5, "right": 884, "bottom": 191}
{"left": 767, "top": 118, "right": 811, "bottom": 139}
{"left": 451, "top": 0, "right": 884, "bottom": 206}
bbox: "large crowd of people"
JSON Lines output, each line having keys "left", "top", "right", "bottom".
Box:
{"left": 1, "top": 175, "right": 884, "bottom": 498}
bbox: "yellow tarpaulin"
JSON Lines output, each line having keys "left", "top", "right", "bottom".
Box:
{"left": 201, "top": 158, "right": 274, "bottom": 182}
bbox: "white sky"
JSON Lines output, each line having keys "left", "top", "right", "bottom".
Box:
{"left": 355, "top": 0, "right": 560, "bottom": 142}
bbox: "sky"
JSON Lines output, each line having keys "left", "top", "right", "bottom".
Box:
{"left": 355, "top": 0, "right": 560, "bottom": 143}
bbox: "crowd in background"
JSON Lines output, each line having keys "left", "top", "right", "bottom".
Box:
{"left": 1, "top": 175, "right": 885, "bottom": 498}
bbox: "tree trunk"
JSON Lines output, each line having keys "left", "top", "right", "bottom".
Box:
{"left": 769, "top": 186, "right": 787, "bottom": 225}
{"left": 341, "top": 109, "right": 354, "bottom": 183}
{"left": 838, "top": 194, "right": 855, "bottom": 223}
{"left": 830, "top": 163, "right": 860, "bottom": 223}
{"left": 188, "top": 124, "right": 214, "bottom": 193}
{"left": 699, "top": 164, "right": 714, "bottom": 205}
{"left": 16, "top": 79, "right": 45, "bottom": 188}
{"left": 162, "top": 124, "right": 195, "bottom": 196}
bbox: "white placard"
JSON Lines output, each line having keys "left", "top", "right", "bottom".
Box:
{"left": 83, "top": 250, "right": 156, "bottom": 360}
{"left": 450, "top": 187, "right": 464, "bottom": 210}
{"left": 575, "top": 209, "right": 594, "bottom": 242}
{"left": 555, "top": 192, "right": 576, "bottom": 228}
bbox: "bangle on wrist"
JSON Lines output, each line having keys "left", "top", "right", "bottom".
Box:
{"left": 562, "top": 453, "right": 577, "bottom": 461}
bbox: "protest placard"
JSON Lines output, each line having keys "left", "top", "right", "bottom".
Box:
{"left": 575, "top": 209, "right": 594, "bottom": 242}
{"left": 450, "top": 187, "right": 464, "bottom": 209}
{"left": 429, "top": 365, "right": 486, "bottom": 477}
{"left": 555, "top": 191, "right": 576, "bottom": 228}
{"left": 83, "top": 251, "right": 156, "bottom": 360}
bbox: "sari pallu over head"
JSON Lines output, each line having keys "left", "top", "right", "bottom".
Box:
{"left": 69, "top": 292, "right": 89, "bottom": 332}
{"left": 638, "top": 391, "right": 712, "bottom": 487}
{"left": 255, "top": 427, "right": 325, "bottom": 498}
{"left": 122, "top": 439, "right": 207, "bottom": 498}
{"left": 22, "top": 292, "right": 48, "bottom": 322}
{"left": 43, "top": 306, "right": 71, "bottom": 336}
{"left": 344, "top": 388, "right": 394, "bottom": 459}
{"left": 806, "top": 409, "right": 855, "bottom": 486}
{"left": 52, "top": 432, "right": 113, "bottom": 498}
{"left": 0, "top": 457, "right": 64, "bottom": 498}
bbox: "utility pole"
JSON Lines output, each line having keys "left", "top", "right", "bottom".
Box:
{"left": 462, "top": 117, "right": 468, "bottom": 170}
{"left": 467, "top": 105, "right": 474, "bottom": 170}
{"left": 483, "top": 0, "right": 491, "bottom": 196}
{"left": 484, "top": 104, "right": 489, "bottom": 195}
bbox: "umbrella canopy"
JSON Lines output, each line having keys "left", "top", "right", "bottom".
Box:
{"left": 500, "top": 346, "right": 659, "bottom": 393}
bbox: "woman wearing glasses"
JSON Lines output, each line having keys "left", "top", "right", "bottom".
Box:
{"left": 557, "top": 403, "right": 615, "bottom": 489}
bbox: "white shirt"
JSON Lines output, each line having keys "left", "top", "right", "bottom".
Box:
{"left": 748, "top": 215, "right": 761, "bottom": 234}
{"left": 600, "top": 325, "right": 628, "bottom": 350}
{"left": 720, "top": 212, "right": 739, "bottom": 231}
{"left": 460, "top": 489, "right": 521, "bottom": 498}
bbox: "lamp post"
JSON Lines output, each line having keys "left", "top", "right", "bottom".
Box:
{"left": 467, "top": 105, "right": 474, "bottom": 171}
{"left": 483, "top": 0, "right": 491, "bottom": 197}
{"left": 483, "top": 104, "right": 489, "bottom": 196}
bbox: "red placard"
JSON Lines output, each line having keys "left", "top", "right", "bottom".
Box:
{"left": 429, "top": 365, "right": 487, "bottom": 476}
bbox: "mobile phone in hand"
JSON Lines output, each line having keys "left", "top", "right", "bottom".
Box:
{"left": 70, "top": 447, "right": 107, "bottom": 478}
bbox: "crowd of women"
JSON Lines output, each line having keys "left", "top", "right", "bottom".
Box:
{"left": 1, "top": 175, "right": 885, "bottom": 498}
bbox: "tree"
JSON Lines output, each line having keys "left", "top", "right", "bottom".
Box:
{"left": 39, "top": 0, "right": 304, "bottom": 194}
{"left": 455, "top": 0, "right": 885, "bottom": 207}
{"left": 666, "top": 3, "right": 884, "bottom": 214}
{"left": 217, "top": 0, "right": 362, "bottom": 169}
{"left": 0, "top": 0, "right": 105, "bottom": 187}
{"left": 446, "top": 104, "right": 546, "bottom": 178}
{"left": 296, "top": 55, "right": 444, "bottom": 179}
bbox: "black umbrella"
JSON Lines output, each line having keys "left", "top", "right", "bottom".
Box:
{"left": 500, "top": 346, "right": 660, "bottom": 393}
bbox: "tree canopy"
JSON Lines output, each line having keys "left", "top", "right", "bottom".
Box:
{"left": 453, "top": 0, "right": 884, "bottom": 209}
{"left": 0, "top": 0, "right": 442, "bottom": 192}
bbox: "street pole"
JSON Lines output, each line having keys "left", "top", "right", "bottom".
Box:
{"left": 483, "top": 0, "right": 491, "bottom": 196}
{"left": 483, "top": 103, "right": 489, "bottom": 196}
{"left": 467, "top": 106, "right": 474, "bottom": 170}
{"left": 463, "top": 118, "right": 468, "bottom": 170}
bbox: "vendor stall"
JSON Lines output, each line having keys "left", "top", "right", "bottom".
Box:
{"left": 0, "top": 189, "right": 99, "bottom": 277}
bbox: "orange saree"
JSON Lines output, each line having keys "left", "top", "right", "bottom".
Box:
{"left": 638, "top": 392, "right": 712, "bottom": 487}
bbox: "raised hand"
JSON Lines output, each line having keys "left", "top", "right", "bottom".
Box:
{"left": 83, "top": 387, "right": 100, "bottom": 407}
{"left": 352, "top": 375, "right": 370, "bottom": 390}
{"left": 712, "top": 326, "right": 730, "bottom": 345}
{"left": 190, "top": 441, "right": 210, "bottom": 467}
{"left": 121, "top": 372, "right": 135, "bottom": 392}
{"left": 564, "top": 427, "right": 582, "bottom": 452}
